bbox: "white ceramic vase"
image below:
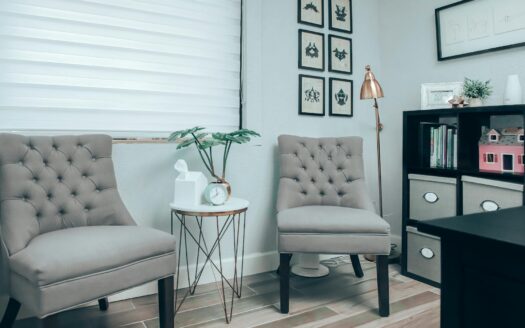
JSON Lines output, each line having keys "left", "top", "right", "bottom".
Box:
{"left": 469, "top": 98, "right": 483, "bottom": 107}
{"left": 504, "top": 74, "right": 522, "bottom": 105}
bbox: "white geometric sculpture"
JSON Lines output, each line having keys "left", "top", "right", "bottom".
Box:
{"left": 173, "top": 160, "right": 208, "bottom": 207}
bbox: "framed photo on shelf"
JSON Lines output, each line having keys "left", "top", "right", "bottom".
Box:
{"left": 328, "top": 34, "right": 352, "bottom": 74}
{"left": 299, "top": 29, "right": 325, "bottom": 71}
{"left": 298, "top": 0, "right": 324, "bottom": 28}
{"left": 421, "top": 82, "right": 464, "bottom": 109}
{"left": 329, "top": 0, "right": 352, "bottom": 34}
{"left": 436, "top": 0, "right": 525, "bottom": 61}
{"left": 329, "top": 78, "right": 353, "bottom": 117}
{"left": 299, "top": 75, "right": 325, "bottom": 116}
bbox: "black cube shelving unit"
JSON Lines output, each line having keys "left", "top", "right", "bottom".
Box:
{"left": 402, "top": 105, "right": 525, "bottom": 287}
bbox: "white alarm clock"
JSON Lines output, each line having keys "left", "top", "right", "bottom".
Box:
{"left": 204, "top": 182, "right": 229, "bottom": 205}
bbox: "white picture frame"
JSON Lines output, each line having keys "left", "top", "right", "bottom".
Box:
{"left": 421, "top": 82, "right": 464, "bottom": 110}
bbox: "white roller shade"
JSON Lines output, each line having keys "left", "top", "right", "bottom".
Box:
{"left": 0, "top": 0, "right": 242, "bottom": 137}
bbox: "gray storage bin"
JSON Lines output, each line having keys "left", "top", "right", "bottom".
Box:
{"left": 462, "top": 176, "right": 523, "bottom": 215}
{"left": 409, "top": 174, "right": 457, "bottom": 220}
{"left": 406, "top": 226, "right": 441, "bottom": 283}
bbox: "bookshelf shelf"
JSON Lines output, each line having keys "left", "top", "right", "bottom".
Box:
{"left": 407, "top": 167, "right": 524, "bottom": 183}
{"left": 402, "top": 105, "right": 525, "bottom": 288}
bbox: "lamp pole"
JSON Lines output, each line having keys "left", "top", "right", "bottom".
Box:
{"left": 373, "top": 98, "right": 383, "bottom": 217}
{"left": 360, "top": 65, "right": 385, "bottom": 218}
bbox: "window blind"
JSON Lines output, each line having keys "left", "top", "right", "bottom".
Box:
{"left": 0, "top": 0, "right": 242, "bottom": 137}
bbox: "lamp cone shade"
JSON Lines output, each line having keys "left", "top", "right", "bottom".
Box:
{"left": 360, "top": 65, "right": 384, "bottom": 100}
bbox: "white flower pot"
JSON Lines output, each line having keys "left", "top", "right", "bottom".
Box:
{"left": 469, "top": 98, "right": 483, "bottom": 107}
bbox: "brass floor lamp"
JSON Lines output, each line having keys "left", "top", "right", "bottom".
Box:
{"left": 360, "top": 65, "right": 390, "bottom": 263}
{"left": 360, "top": 65, "right": 384, "bottom": 217}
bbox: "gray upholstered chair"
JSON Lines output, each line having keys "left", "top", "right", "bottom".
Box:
{"left": 277, "top": 135, "right": 390, "bottom": 316}
{"left": 0, "top": 134, "right": 176, "bottom": 327}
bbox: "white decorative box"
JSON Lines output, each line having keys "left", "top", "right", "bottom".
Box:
{"left": 173, "top": 160, "right": 208, "bottom": 207}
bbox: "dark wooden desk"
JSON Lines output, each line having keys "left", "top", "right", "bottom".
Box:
{"left": 419, "top": 207, "right": 525, "bottom": 328}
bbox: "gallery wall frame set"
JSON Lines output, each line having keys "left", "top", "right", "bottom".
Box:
{"left": 329, "top": 0, "right": 352, "bottom": 34}
{"left": 436, "top": 0, "right": 525, "bottom": 61}
{"left": 298, "top": 29, "right": 325, "bottom": 71}
{"left": 299, "top": 74, "right": 325, "bottom": 116}
{"left": 298, "top": 0, "right": 324, "bottom": 27}
{"left": 328, "top": 34, "right": 352, "bottom": 74}
{"left": 329, "top": 78, "right": 353, "bottom": 117}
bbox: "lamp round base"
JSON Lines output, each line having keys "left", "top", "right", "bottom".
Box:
{"left": 290, "top": 254, "right": 330, "bottom": 278}
{"left": 291, "top": 264, "right": 330, "bottom": 278}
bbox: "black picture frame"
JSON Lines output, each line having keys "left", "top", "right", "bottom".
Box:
{"left": 328, "top": 34, "right": 352, "bottom": 74}
{"left": 329, "top": 78, "right": 353, "bottom": 117}
{"left": 329, "top": 0, "right": 352, "bottom": 34}
{"left": 297, "top": 0, "right": 324, "bottom": 28}
{"left": 436, "top": 0, "right": 525, "bottom": 61}
{"left": 298, "top": 29, "right": 325, "bottom": 71}
{"left": 299, "top": 74, "right": 325, "bottom": 116}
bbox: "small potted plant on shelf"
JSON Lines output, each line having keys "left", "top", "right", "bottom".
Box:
{"left": 169, "top": 127, "right": 260, "bottom": 200}
{"left": 463, "top": 78, "right": 492, "bottom": 107}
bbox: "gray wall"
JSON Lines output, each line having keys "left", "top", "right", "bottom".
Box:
{"left": 4, "top": 0, "right": 525, "bottom": 313}
{"left": 0, "top": 0, "right": 385, "bottom": 310}
{"left": 377, "top": 0, "right": 525, "bottom": 239}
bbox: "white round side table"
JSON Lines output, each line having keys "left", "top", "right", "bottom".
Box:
{"left": 169, "top": 197, "right": 249, "bottom": 324}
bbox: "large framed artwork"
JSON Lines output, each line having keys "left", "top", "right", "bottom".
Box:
{"left": 298, "top": 0, "right": 324, "bottom": 28}
{"left": 299, "top": 75, "right": 325, "bottom": 116}
{"left": 436, "top": 0, "right": 525, "bottom": 61}
{"left": 298, "top": 29, "right": 325, "bottom": 71}
{"left": 328, "top": 35, "right": 352, "bottom": 74}
{"left": 329, "top": 78, "right": 353, "bottom": 117}
{"left": 329, "top": 0, "right": 352, "bottom": 34}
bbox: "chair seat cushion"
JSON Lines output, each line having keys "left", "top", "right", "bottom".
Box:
{"left": 10, "top": 226, "right": 176, "bottom": 287}
{"left": 278, "top": 206, "right": 390, "bottom": 234}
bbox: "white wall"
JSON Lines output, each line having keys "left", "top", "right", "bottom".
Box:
{"left": 377, "top": 0, "right": 525, "bottom": 239}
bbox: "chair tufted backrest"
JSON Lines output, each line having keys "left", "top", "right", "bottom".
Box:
{"left": 277, "top": 135, "right": 373, "bottom": 212}
{"left": 0, "top": 133, "right": 135, "bottom": 256}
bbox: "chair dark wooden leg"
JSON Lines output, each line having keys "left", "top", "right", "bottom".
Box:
{"left": 276, "top": 253, "right": 293, "bottom": 275}
{"left": 376, "top": 255, "right": 390, "bottom": 317}
{"left": 158, "top": 276, "right": 175, "bottom": 328}
{"left": 98, "top": 297, "right": 109, "bottom": 311}
{"left": 350, "top": 255, "right": 364, "bottom": 278}
{"left": 279, "top": 253, "right": 291, "bottom": 314}
{"left": 0, "top": 298, "right": 21, "bottom": 328}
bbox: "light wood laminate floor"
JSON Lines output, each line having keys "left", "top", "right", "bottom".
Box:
{"left": 13, "top": 257, "right": 440, "bottom": 327}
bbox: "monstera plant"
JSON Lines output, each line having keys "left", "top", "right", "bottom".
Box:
{"left": 168, "top": 127, "right": 260, "bottom": 187}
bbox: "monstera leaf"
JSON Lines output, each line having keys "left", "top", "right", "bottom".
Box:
{"left": 169, "top": 126, "right": 260, "bottom": 179}
{"left": 168, "top": 127, "right": 206, "bottom": 141}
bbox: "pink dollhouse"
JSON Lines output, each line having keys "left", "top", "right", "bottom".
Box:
{"left": 479, "top": 127, "right": 525, "bottom": 173}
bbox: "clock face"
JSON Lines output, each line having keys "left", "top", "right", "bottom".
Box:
{"left": 205, "top": 183, "right": 228, "bottom": 205}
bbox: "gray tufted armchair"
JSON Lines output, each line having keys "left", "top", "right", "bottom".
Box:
{"left": 0, "top": 134, "right": 176, "bottom": 327}
{"left": 277, "top": 135, "right": 390, "bottom": 316}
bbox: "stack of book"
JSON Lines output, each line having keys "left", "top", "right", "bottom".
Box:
{"left": 419, "top": 122, "right": 458, "bottom": 169}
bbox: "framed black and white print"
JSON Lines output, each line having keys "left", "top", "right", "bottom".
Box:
{"left": 329, "top": 35, "right": 352, "bottom": 74}
{"left": 299, "top": 75, "right": 325, "bottom": 116}
{"left": 329, "top": 78, "right": 353, "bottom": 117}
{"left": 299, "top": 29, "right": 325, "bottom": 71}
{"left": 329, "top": 0, "right": 352, "bottom": 34}
{"left": 298, "top": 0, "right": 324, "bottom": 28}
